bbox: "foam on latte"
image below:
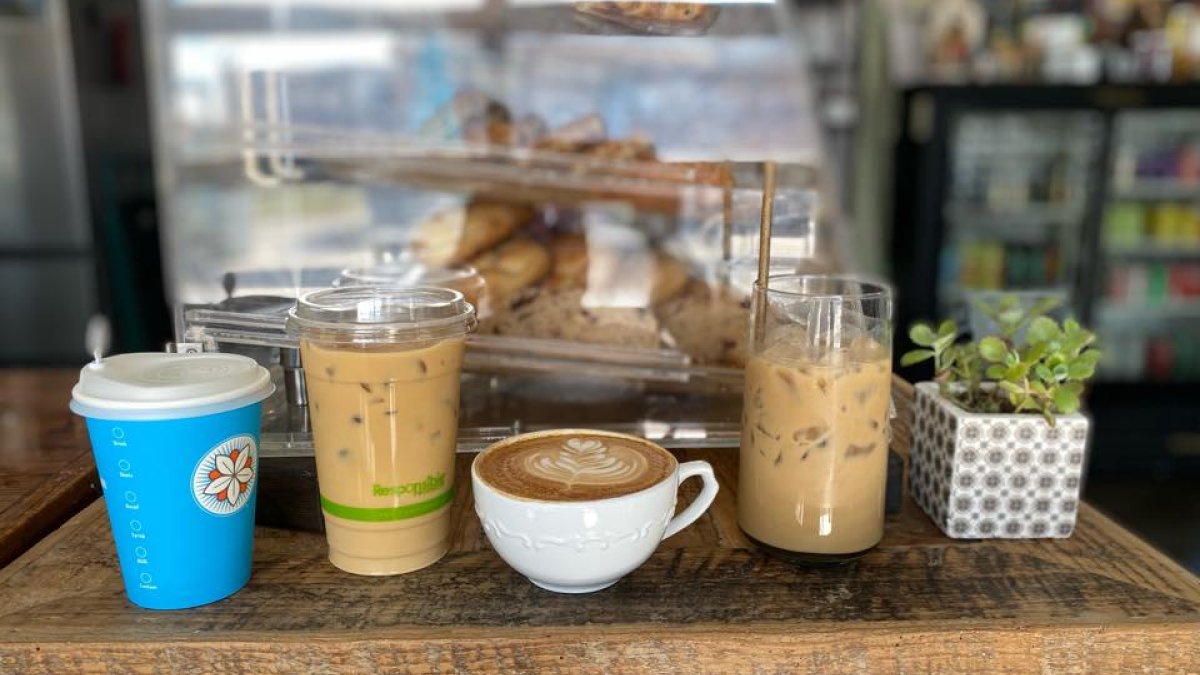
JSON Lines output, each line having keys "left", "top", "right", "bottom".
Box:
{"left": 475, "top": 432, "right": 675, "bottom": 501}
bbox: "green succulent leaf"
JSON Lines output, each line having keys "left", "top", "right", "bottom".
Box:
{"left": 1006, "top": 363, "right": 1031, "bottom": 381}
{"left": 1020, "top": 342, "right": 1049, "bottom": 365}
{"left": 978, "top": 336, "right": 1008, "bottom": 362}
{"left": 909, "top": 324, "right": 936, "bottom": 347}
{"left": 1053, "top": 387, "right": 1081, "bottom": 415}
{"left": 1027, "top": 316, "right": 1061, "bottom": 344}
{"left": 937, "top": 320, "right": 957, "bottom": 338}
{"left": 932, "top": 332, "right": 957, "bottom": 353}
{"left": 900, "top": 349, "right": 936, "bottom": 367}
{"left": 985, "top": 364, "right": 1007, "bottom": 380}
{"left": 1052, "top": 364, "right": 1070, "bottom": 381}
{"left": 1060, "top": 332, "right": 1093, "bottom": 355}
{"left": 1035, "top": 364, "right": 1054, "bottom": 381}
{"left": 997, "top": 309, "right": 1026, "bottom": 335}
{"left": 998, "top": 380, "right": 1024, "bottom": 396}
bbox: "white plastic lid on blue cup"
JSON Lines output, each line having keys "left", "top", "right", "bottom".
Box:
{"left": 70, "top": 353, "right": 275, "bottom": 421}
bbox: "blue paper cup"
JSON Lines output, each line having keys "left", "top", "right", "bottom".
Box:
{"left": 70, "top": 353, "right": 274, "bottom": 610}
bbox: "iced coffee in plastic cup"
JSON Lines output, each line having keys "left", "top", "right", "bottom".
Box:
{"left": 738, "top": 275, "right": 893, "bottom": 563}
{"left": 287, "top": 286, "right": 475, "bottom": 575}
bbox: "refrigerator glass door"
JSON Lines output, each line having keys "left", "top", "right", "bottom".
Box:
{"left": 939, "top": 110, "right": 1103, "bottom": 327}
{"left": 1099, "top": 110, "right": 1200, "bottom": 382}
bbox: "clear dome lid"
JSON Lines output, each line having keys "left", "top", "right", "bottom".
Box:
{"left": 287, "top": 285, "right": 476, "bottom": 346}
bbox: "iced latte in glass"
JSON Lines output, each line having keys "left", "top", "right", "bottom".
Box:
{"left": 738, "top": 276, "right": 892, "bottom": 563}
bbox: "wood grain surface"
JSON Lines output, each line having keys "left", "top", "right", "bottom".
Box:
{"left": 0, "top": 375, "right": 1197, "bottom": 673}
{"left": 0, "top": 369, "right": 99, "bottom": 568}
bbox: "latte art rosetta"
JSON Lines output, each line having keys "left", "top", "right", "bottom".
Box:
{"left": 476, "top": 432, "right": 675, "bottom": 501}
{"left": 522, "top": 438, "right": 648, "bottom": 488}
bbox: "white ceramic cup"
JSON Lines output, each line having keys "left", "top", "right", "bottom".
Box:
{"left": 471, "top": 430, "right": 720, "bottom": 594}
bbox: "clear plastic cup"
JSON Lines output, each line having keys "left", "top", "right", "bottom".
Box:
{"left": 336, "top": 263, "right": 491, "bottom": 320}
{"left": 69, "top": 353, "right": 274, "bottom": 609}
{"left": 286, "top": 286, "right": 476, "bottom": 575}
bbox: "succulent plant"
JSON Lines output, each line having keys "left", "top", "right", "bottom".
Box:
{"left": 901, "top": 295, "right": 1100, "bottom": 424}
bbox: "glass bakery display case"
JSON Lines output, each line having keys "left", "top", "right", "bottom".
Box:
{"left": 143, "top": 0, "right": 844, "bottom": 454}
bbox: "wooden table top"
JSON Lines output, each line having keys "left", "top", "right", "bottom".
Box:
{"left": 0, "top": 378, "right": 1198, "bottom": 673}
{"left": 0, "top": 369, "right": 99, "bottom": 568}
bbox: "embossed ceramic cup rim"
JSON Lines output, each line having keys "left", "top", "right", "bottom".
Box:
{"left": 471, "top": 428, "right": 678, "bottom": 505}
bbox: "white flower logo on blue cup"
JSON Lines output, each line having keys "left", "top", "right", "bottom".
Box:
{"left": 192, "top": 435, "right": 257, "bottom": 516}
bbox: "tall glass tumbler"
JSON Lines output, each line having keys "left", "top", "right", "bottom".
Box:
{"left": 737, "top": 275, "right": 893, "bottom": 563}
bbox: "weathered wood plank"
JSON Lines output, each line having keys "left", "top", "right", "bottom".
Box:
{"left": 1, "top": 491, "right": 1196, "bottom": 639}
{"left": 0, "top": 369, "right": 99, "bottom": 567}
{"left": 2, "top": 622, "right": 1199, "bottom": 674}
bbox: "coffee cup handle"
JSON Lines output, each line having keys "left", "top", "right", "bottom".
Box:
{"left": 663, "top": 460, "right": 720, "bottom": 540}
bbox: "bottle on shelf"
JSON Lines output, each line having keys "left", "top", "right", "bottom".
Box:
{"left": 1148, "top": 262, "right": 1170, "bottom": 304}
{"left": 1169, "top": 263, "right": 1200, "bottom": 298}
{"left": 1147, "top": 336, "right": 1174, "bottom": 380}
{"left": 1104, "top": 202, "right": 1145, "bottom": 249}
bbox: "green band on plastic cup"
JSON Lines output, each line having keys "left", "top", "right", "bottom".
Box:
{"left": 320, "top": 488, "right": 454, "bottom": 522}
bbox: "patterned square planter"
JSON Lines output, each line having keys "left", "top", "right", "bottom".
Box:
{"left": 909, "top": 382, "right": 1090, "bottom": 539}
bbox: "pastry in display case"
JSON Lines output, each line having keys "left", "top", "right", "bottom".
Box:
{"left": 145, "top": 0, "right": 846, "bottom": 457}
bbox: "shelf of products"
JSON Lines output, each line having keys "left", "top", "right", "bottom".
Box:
{"left": 944, "top": 202, "right": 1082, "bottom": 233}
{"left": 889, "top": 0, "right": 1200, "bottom": 85}
{"left": 1098, "top": 321, "right": 1200, "bottom": 382}
{"left": 942, "top": 241, "right": 1061, "bottom": 291}
{"left": 1103, "top": 260, "right": 1200, "bottom": 305}
{"left": 933, "top": 110, "right": 1096, "bottom": 315}
{"left": 1097, "top": 108, "right": 1200, "bottom": 384}
{"left": 1105, "top": 244, "right": 1200, "bottom": 259}
{"left": 1112, "top": 110, "right": 1200, "bottom": 191}
{"left": 1104, "top": 201, "right": 1200, "bottom": 251}
{"left": 1111, "top": 180, "right": 1200, "bottom": 202}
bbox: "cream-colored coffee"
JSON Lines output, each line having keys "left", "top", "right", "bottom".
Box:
{"left": 302, "top": 337, "right": 464, "bottom": 575}
{"left": 476, "top": 433, "right": 675, "bottom": 501}
{"left": 738, "top": 336, "right": 892, "bottom": 556}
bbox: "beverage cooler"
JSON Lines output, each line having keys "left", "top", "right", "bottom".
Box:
{"left": 140, "top": 1, "right": 845, "bottom": 463}
{"left": 893, "top": 85, "right": 1200, "bottom": 474}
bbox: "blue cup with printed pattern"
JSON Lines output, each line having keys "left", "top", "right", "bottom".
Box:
{"left": 70, "top": 353, "right": 274, "bottom": 610}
